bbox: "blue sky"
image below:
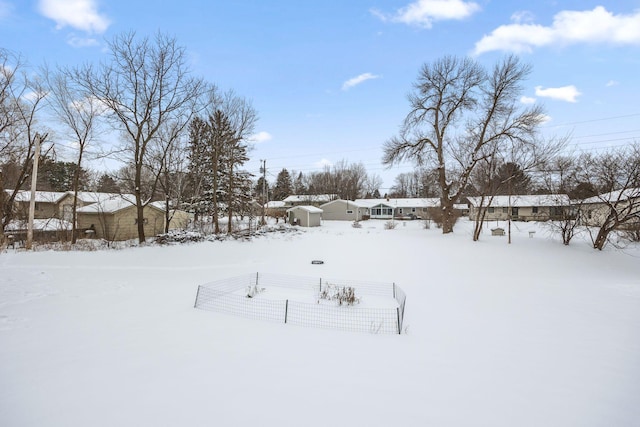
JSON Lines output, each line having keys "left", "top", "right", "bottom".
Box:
{"left": 2, "top": 0, "right": 640, "bottom": 191}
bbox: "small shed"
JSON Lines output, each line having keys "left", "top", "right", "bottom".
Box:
{"left": 286, "top": 205, "right": 322, "bottom": 227}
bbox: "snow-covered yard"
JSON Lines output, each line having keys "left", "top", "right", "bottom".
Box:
{"left": 1, "top": 219, "right": 639, "bottom": 426}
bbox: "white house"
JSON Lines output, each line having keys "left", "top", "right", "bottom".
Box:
{"left": 467, "top": 194, "right": 571, "bottom": 222}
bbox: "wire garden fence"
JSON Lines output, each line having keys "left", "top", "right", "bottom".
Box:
{"left": 194, "top": 272, "right": 407, "bottom": 334}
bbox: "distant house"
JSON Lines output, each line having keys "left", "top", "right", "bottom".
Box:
{"left": 77, "top": 198, "right": 166, "bottom": 241}
{"left": 282, "top": 194, "right": 337, "bottom": 208}
{"left": 467, "top": 194, "right": 571, "bottom": 222}
{"left": 319, "top": 199, "right": 368, "bottom": 221}
{"left": 353, "top": 198, "right": 440, "bottom": 220}
{"left": 286, "top": 205, "right": 322, "bottom": 227}
{"left": 580, "top": 188, "right": 640, "bottom": 229}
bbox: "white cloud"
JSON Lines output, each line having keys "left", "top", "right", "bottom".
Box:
{"left": 510, "top": 10, "right": 535, "bottom": 24}
{"left": 535, "top": 85, "right": 581, "bottom": 103}
{"left": 249, "top": 131, "right": 272, "bottom": 143}
{"left": 474, "top": 6, "right": 640, "bottom": 55}
{"left": 38, "top": 0, "right": 110, "bottom": 34}
{"left": 67, "top": 34, "right": 99, "bottom": 47}
{"left": 341, "top": 73, "right": 381, "bottom": 91}
{"left": 520, "top": 96, "right": 536, "bottom": 104}
{"left": 372, "top": 0, "right": 480, "bottom": 28}
{"left": 605, "top": 80, "right": 619, "bottom": 87}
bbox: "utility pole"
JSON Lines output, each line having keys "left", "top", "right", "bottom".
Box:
{"left": 26, "top": 133, "right": 45, "bottom": 250}
{"left": 260, "top": 159, "right": 266, "bottom": 226}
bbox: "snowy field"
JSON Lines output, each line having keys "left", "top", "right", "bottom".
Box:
{"left": 1, "top": 219, "right": 639, "bottom": 427}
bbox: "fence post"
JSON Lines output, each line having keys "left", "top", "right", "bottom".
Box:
{"left": 284, "top": 299, "right": 289, "bottom": 324}
{"left": 397, "top": 307, "right": 401, "bottom": 335}
{"left": 194, "top": 286, "right": 201, "bottom": 308}
{"left": 256, "top": 272, "right": 259, "bottom": 287}
{"left": 319, "top": 277, "right": 322, "bottom": 292}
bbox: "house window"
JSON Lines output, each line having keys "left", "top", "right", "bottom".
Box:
{"left": 346, "top": 210, "right": 354, "bottom": 214}
{"left": 532, "top": 206, "right": 539, "bottom": 214}
{"left": 411, "top": 208, "right": 416, "bottom": 213}
{"left": 134, "top": 218, "right": 148, "bottom": 225}
{"left": 488, "top": 207, "right": 495, "bottom": 213}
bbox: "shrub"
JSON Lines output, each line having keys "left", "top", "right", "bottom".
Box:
{"left": 318, "top": 284, "right": 360, "bottom": 306}
{"left": 352, "top": 220, "right": 362, "bottom": 228}
{"left": 384, "top": 220, "right": 397, "bottom": 230}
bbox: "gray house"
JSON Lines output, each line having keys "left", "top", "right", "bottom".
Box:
{"left": 319, "top": 199, "right": 368, "bottom": 221}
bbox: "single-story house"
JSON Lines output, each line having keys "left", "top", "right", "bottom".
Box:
{"left": 319, "top": 199, "right": 369, "bottom": 221}
{"left": 467, "top": 194, "right": 571, "bottom": 222}
{"left": 77, "top": 198, "right": 166, "bottom": 241}
{"left": 353, "top": 198, "right": 440, "bottom": 220}
{"left": 57, "top": 191, "right": 136, "bottom": 220}
{"left": 579, "top": 188, "right": 640, "bottom": 228}
{"left": 286, "top": 205, "right": 322, "bottom": 227}
{"left": 281, "top": 194, "right": 337, "bottom": 208}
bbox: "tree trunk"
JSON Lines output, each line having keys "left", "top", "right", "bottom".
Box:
{"left": 71, "top": 150, "right": 83, "bottom": 244}
{"left": 440, "top": 197, "right": 455, "bottom": 234}
{"left": 472, "top": 195, "right": 488, "bottom": 241}
{"left": 593, "top": 227, "right": 611, "bottom": 250}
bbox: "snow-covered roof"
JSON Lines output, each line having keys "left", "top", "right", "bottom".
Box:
{"left": 71, "top": 191, "right": 136, "bottom": 205}
{"left": 7, "top": 190, "right": 68, "bottom": 203}
{"left": 77, "top": 197, "right": 138, "bottom": 214}
{"left": 6, "top": 218, "right": 72, "bottom": 231}
{"left": 265, "top": 201, "right": 287, "bottom": 209}
{"left": 467, "top": 194, "right": 570, "bottom": 208}
{"left": 353, "top": 198, "right": 440, "bottom": 208}
{"left": 286, "top": 205, "right": 323, "bottom": 213}
{"left": 282, "top": 194, "right": 337, "bottom": 203}
{"left": 581, "top": 188, "right": 640, "bottom": 204}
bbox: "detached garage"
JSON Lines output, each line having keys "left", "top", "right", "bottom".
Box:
{"left": 286, "top": 205, "right": 322, "bottom": 227}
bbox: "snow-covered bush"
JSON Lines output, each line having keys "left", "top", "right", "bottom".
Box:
{"left": 155, "top": 230, "right": 204, "bottom": 244}
{"left": 352, "top": 220, "right": 362, "bottom": 228}
{"left": 384, "top": 220, "right": 397, "bottom": 230}
{"left": 246, "top": 283, "right": 265, "bottom": 298}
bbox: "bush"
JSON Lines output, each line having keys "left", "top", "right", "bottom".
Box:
{"left": 384, "top": 220, "right": 397, "bottom": 230}
{"left": 352, "top": 220, "right": 362, "bottom": 228}
{"left": 318, "top": 284, "right": 360, "bottom": 306}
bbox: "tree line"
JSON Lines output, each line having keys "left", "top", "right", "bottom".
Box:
{"left": 2, "top": 39, "right": 638, "bottom": 249}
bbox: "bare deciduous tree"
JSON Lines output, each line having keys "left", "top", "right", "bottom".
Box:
{"left": 43, "top": 64, "right": 103, "bottom": 243}
{"left": 74, "top": 31, "right": 203, "bottom": 243}
{"left": 0, "top": 49, "right": 49, "bottom": 247}
{"left": 383, "top": 55, "right": 546, "bottom": 233}
{"left": 580, "top": 145, "right": 640, "bottom": 250}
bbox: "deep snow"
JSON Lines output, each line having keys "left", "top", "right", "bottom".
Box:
{"left": 1, "top": 219, "right": 639, "bottom": 427}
